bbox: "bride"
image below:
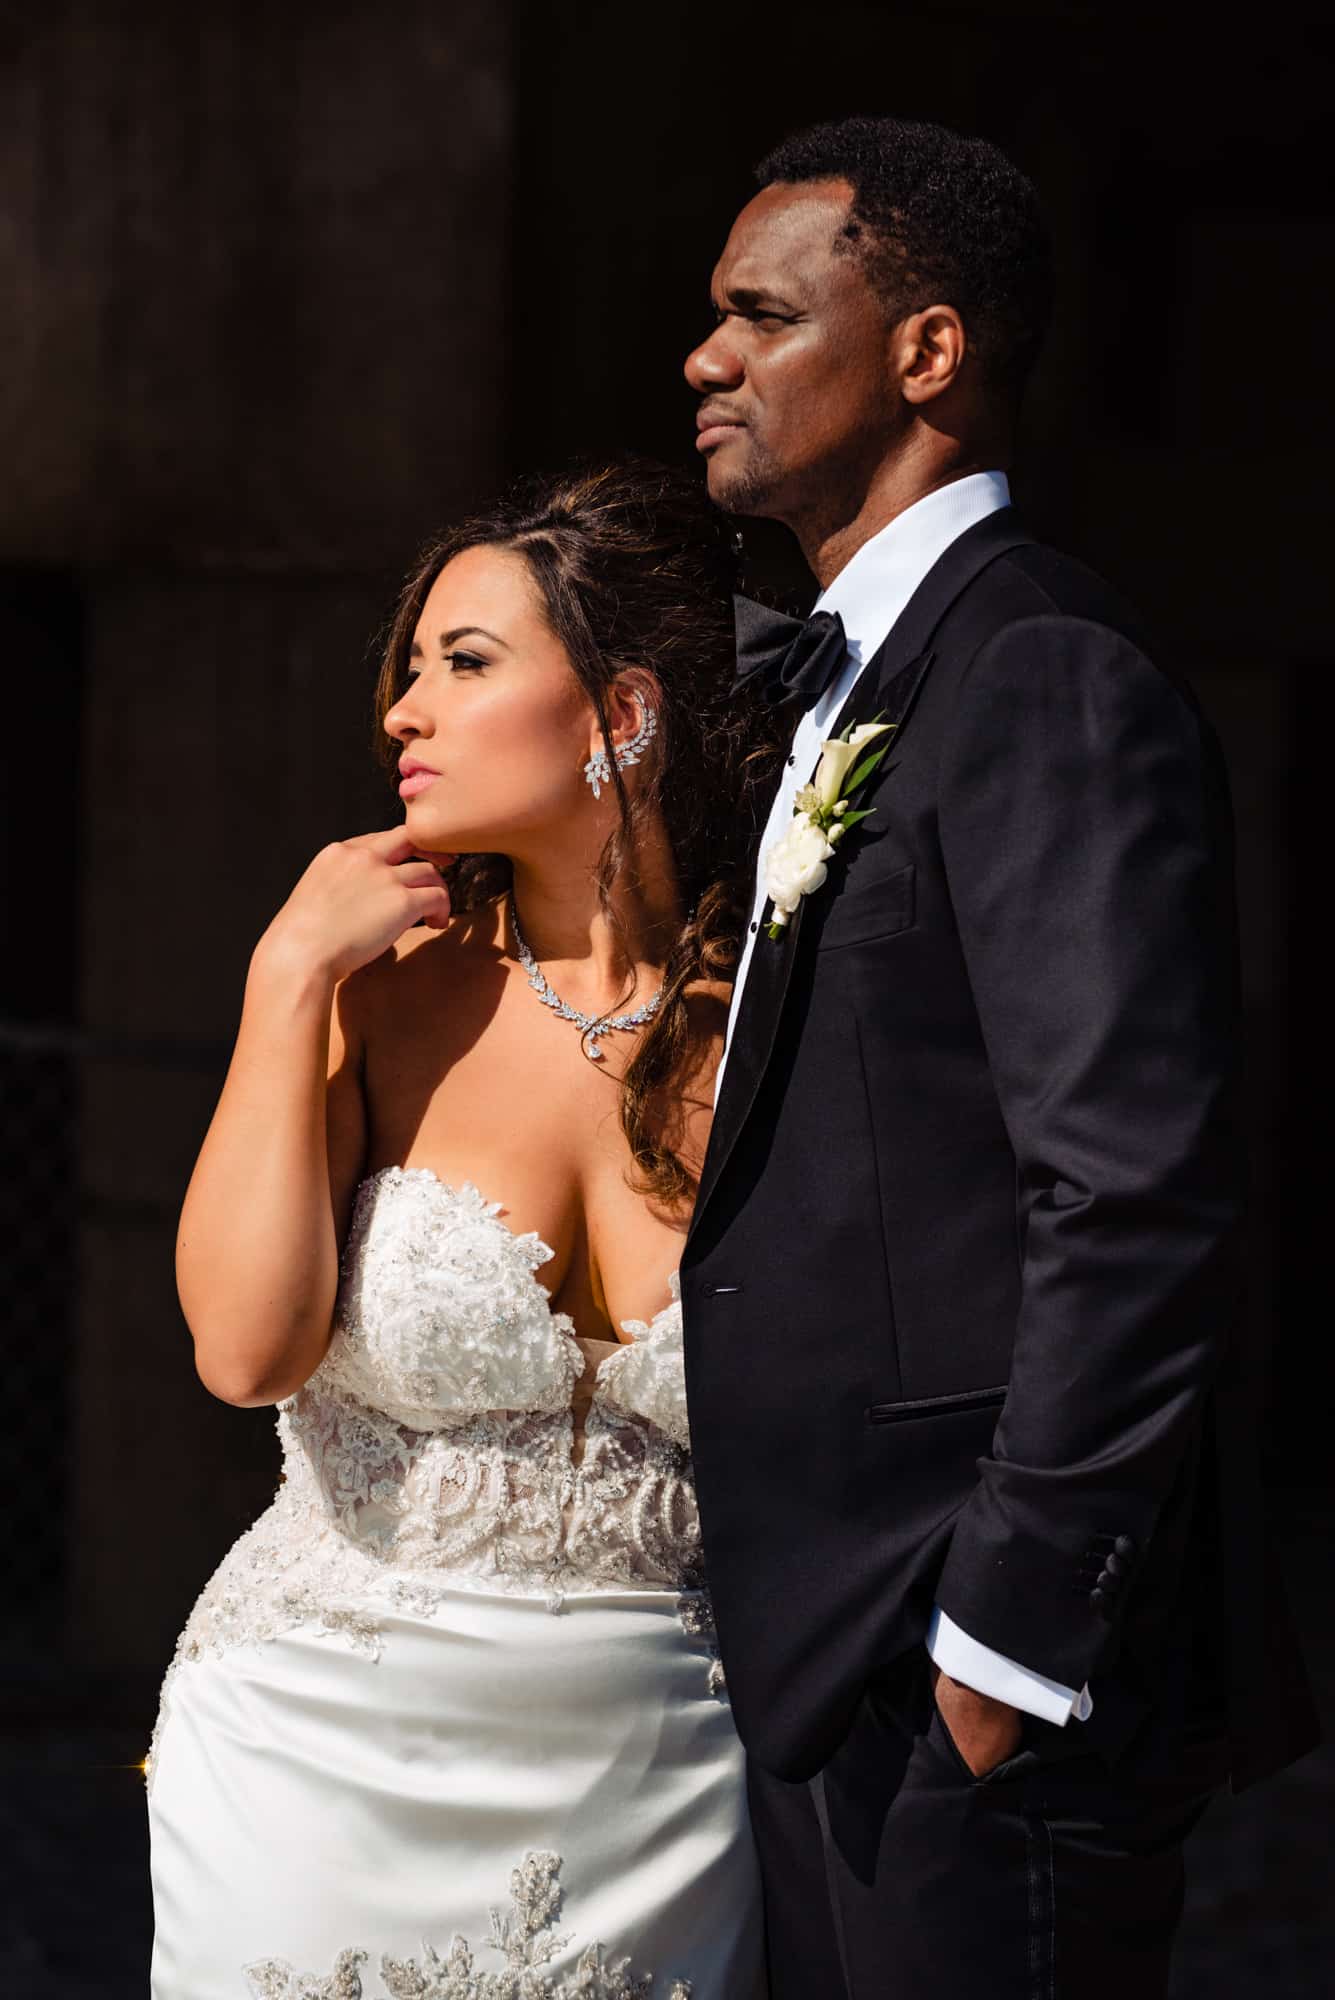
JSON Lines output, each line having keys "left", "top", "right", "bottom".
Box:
{"left": 146, "top": 462, "right": 785, "bottom": 1999}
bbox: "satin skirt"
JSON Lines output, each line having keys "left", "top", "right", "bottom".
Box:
{"left": 147, "top": 1584, "right": 764, "bottom": 1998}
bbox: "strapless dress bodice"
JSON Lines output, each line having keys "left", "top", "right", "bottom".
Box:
{"left": 310, "top": 1166, "right": 690, "bottom": 1445}
{"left": 147, "top": 1168, "right": 714, "bottom": 1786}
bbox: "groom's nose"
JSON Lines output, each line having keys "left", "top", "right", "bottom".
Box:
{"left": 684, "top": 324, "right": 744, "bottom": 393}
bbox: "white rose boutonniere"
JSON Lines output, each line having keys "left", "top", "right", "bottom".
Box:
{"left": 762, "top": 715, "right": 896, "bottom": 940}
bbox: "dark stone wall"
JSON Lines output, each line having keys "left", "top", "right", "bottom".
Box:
{"left": 2, "top": 1, "right": 511, "bottom": 568}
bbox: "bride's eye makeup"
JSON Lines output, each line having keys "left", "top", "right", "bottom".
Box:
{"left": 444, "top": 651, "right": 487, "bottom": 673}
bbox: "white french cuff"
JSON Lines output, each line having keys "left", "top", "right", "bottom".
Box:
{"left": 927, "top": 1605, "right": 1094, "bottom": 1727}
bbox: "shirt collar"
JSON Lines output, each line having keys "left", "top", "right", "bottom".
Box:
{"left": 813, "top": 470, "right": 1011, "bottom": 670}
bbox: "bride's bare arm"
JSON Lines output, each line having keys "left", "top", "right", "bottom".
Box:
{"left": 176, "top": 828, "right": 452, "bottom": 1406}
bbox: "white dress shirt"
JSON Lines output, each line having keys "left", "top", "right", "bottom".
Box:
{"left": 716, "top": 470, "right": 1093, "bottom": 1728}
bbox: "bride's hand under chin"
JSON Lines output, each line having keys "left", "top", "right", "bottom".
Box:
{"left": 257, "top": 826, "right": 457, "bottom": 986}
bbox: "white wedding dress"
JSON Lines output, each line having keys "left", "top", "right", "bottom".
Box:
{"left": 147, "top": 1166, "right": 764, "bottom": 1999}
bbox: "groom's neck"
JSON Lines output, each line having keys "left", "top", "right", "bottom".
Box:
{"left": 791, "top": 430, "right": 1011, "bottom": 589}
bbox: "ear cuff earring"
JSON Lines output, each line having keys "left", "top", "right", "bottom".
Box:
{"left": 583, "top": 697, "right": 658, "bottom": 800}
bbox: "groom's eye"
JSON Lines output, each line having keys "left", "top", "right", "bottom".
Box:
{"left": 713, "top": 305, "right": 794, "bottom": 329}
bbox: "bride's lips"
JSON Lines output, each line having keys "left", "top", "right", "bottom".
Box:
{"left": 398, "top": 760, "right": 440, "bottom": 799}
{"left": 696, "top": 407, "right": 747, "bottom": 453}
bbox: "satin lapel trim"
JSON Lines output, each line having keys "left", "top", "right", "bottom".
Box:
{"left": 829, "top": 643, "right": 938, "bottom": 770}
{"left": 687, "top": 637, "right": 933, "bottom": 1240}
{"left": 823, "top": 506, "right": 1035, "bottom": 745}
{"left": 688, "top": 508, "right": 1037, "bottom": 1246}
{"left": 691, "top": 891, "right": 805, "bottom": 1234}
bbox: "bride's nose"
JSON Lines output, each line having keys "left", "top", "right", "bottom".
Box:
{"left": 383, "top": 688, "right": 427, "bottom": 745}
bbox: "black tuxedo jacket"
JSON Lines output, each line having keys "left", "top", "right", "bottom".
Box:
{"left": 680, "top": 509, "right": 1317, "bottom": 1789}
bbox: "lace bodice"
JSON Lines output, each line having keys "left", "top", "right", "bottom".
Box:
{"left": 148, "top": 1169, "right": 715, "bottom": 1784}
{"left": 310, "top": 1168, "right": 692, "bottom": 1449}
{"left": 281, "top": 1167, "right": 698, "bottom": 1604}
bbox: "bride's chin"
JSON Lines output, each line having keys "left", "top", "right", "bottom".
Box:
{"left": 407, "top": 802, "right": 533, "bottom": 858}
{"left": 407, "top": 814, "right": 497, "bottom": 855}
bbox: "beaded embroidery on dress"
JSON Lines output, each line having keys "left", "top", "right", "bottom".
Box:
{"left": 243, "top": 1848, "right": 691, "bottom": 1999}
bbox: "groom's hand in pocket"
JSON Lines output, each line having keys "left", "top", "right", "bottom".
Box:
{"left": 928, "top": 1660, "right": 1024, "bottom": 1778}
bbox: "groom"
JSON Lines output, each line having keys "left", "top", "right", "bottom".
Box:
{"left": 678, "top": 115, "right": 1316, "bottom": 1997}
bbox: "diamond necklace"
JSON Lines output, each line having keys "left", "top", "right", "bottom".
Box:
{"left": 507, "top": 892, "right": 663, "bottom": 1062}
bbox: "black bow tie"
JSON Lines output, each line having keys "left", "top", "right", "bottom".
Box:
{"left": 732, "top": 595, "right": 849, "bottom": 711}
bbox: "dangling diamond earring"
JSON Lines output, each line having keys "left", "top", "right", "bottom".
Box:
{"left": 582, "top": 744, "right": 612, "bottom": 798}
{"left": 583, "top": 696, "right": 658, "bottom": 800}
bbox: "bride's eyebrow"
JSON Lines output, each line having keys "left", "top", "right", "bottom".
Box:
{"left": 439, "top": 625, "right": 508, "bottom": 650}
{"left": 407, "top": 626, "right": 510, "bottom": 660}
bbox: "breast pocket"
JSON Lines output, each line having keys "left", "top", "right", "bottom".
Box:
{"left": 815, "top": 861, "right": 916, "bottom": 955}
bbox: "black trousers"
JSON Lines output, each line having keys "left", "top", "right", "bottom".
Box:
{"left": 746, "top": 1658, "right": 1226, "bottom": 2000}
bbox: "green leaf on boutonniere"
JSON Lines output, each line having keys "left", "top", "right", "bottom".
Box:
{"left": 835, "top": 806, "right": 876, "bottom": 832}
{"left": 842, "top": 737, "right": 895, "bottom": 797}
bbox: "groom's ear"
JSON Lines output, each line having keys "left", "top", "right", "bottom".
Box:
{"left": 896, "top": 304, "right": 969, "bottom": 407}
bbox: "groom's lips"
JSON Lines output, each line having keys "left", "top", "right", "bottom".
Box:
{"left": 696, "top": 406, "right": 747, "bottom": 452}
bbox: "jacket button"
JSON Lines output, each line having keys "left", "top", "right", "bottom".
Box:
{"left": 1089, "top": 1587, "right": 1106, "bottom": 1611}
{"left": 1103, "top": 1552, "right": 1126, "bottom": 1579}
{"left": 1114, "top": 1534, "right": 1136, "bottom": 1559}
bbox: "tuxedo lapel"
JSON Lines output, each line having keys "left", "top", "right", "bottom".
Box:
{"left": 824, "top": 506, "right": 1035, "bottom": 741}
{"left": 691, "top": 889, "right": 805, "bottom": 1234}
{"left": 689, "top": 507, "right": 1037, "bottom": 1245}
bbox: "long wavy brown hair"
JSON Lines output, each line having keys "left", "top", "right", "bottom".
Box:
{"left": 373, "top": 460, "right": 789, "bottom": 1212}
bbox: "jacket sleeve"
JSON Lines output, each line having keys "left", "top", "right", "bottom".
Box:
{"left": 932, "top": 612, "right": 1245, "bottom": 1692}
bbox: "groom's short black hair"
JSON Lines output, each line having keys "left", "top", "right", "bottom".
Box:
{"left": 755, "top": 115, "right": 1053, "bottom": 404}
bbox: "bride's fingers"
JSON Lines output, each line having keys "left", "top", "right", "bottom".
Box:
{"left": 394, "top": 861, "right": 453, "bottom": 892}
{"left": 410, "top": 884, "right": 453, "bottom": 929}
{"left": 341, "top": 826, "right": 436, "bottom": 861}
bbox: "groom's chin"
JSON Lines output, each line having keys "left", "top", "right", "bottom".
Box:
{"left": 704, "top": 451, "right": 775, "bottom": 519}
